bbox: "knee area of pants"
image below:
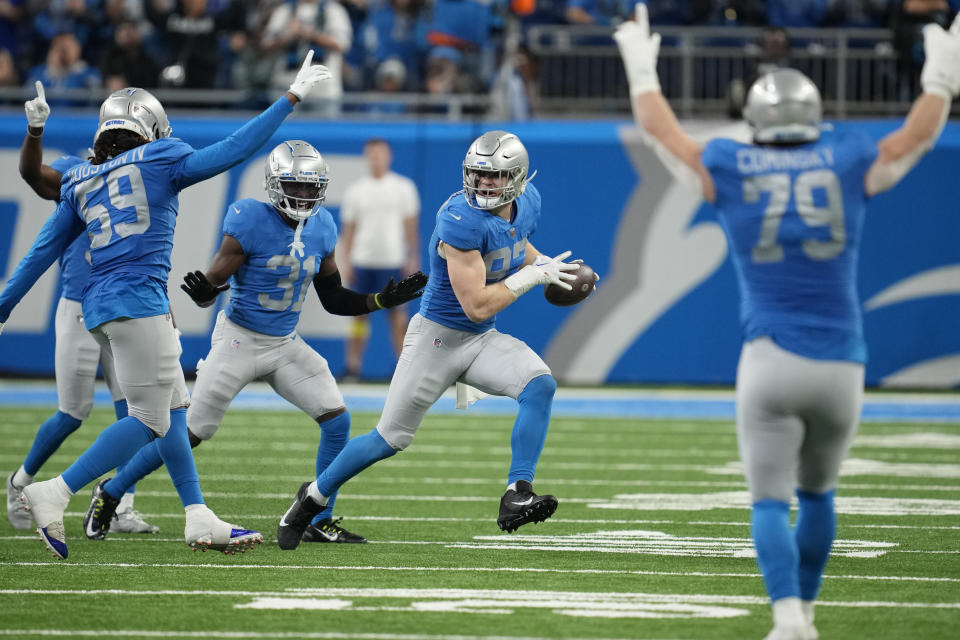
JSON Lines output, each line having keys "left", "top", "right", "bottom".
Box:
{"left": 520, "top": 374, "right": 557, "bottom": 402}
{"left": 380, "top": 428, "right": 411, "bottom": 452}
{"left": 130, "top": 409, "right": 170, "bottom": 437}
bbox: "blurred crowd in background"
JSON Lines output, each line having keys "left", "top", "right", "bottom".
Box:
{"left": 0, "top": 0, "right": 957, "bottom": 112}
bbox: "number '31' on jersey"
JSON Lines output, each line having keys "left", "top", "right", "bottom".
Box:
{"left": 223, "top": 199, "right": 338, "bottom": 337}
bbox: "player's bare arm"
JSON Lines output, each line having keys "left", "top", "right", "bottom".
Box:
{"left": 616, "top": 5, "right": 716, "bottom": 203}
{"left": 19, "top": 81, "right": 62, "bottom": 201}
{"left": 180, "top": 234, "right": 243, "bottom": 308}
{"left": 865, "top": 13, "right": 959, "bottom": 196}
{"left": 445, "top": 243, "right": 520, "bottom": 323}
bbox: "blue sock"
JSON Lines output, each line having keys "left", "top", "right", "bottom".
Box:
{"left": 105, "top": 441, "right": 163, "bottom": 500}
{"left": 795, "top": 489, "right": 836, "bottom": 601}
{"left": 752, "top": 499, "right": 800, "bottom": 602}
{"left": 114, "top": 399, "right": 128, "bottom": 420}
{"left": 508, "top": 374, "right": 556, "bottom": 484}
{"left": 316, "top": 428, "right": 396, "bottom": 499}
{"left": 155, "top": 408, "right": 204, "bottom": 507}
{"left": 23, "top": 411, "right": 82, "bottom": 476}
{"left": 61, "top": 416, "right": 156, "bottom": 493}
{"left": 312, "top": 412, "right": 351, "bottom": 524}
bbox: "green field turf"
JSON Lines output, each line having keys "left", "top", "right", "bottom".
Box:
{"left": 1, "top": 405, "right": 958, "bottom": 639}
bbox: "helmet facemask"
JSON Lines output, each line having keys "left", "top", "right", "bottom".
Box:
{"left": 267, "top": 176, "right": 329, "bottom": 221}
{"left": 461, "top": 130, "right": 531, "bottom": 211}
{"left": 462, "top": 165, "right": 526, "bottom": 210}
{"left": 264, "top": 140, "right": 330, "bottom": 222}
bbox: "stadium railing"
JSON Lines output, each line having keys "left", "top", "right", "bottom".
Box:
{"left": 1, "top": 25, "right": 955, "bottom": 120}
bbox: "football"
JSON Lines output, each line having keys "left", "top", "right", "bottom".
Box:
{"left": 544, "top": 262, "right": 596, "bottom": 307}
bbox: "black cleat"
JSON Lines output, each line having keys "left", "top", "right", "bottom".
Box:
{"left": 276, "top": 481, "right": 325, "bottom": 550}
{"left": 302, "top": 517, "right": 368, "bottom": 543}
{"left": 83, "top": 479, "right": 120, "bottom": 540}
{"left": 497, "top": 480, "right": 558, "bottom": 533}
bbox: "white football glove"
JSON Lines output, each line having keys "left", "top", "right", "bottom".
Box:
{"left": 24, "top": 80, "right": 50, "bottom": 129}
{"left": 613, "top": 4, "right": 661, "bottom": 98}
{"left": 287, "top": 50, "right": 333, "bottom": 101}
{"left": 921, "top": 14, "right": 960, "bottom": 100}
{"left": 503, "top": 250, "right": 578, "bottom": 298}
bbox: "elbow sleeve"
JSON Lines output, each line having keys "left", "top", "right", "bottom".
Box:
{"left": 313, "top": 271, "right": 372, "bottom": 316}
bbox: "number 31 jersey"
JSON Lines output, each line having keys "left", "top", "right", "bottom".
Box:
{"left": 702, "top": 130, "right": 878, "bottom": 363}
{"left": 223, "top": 199, "right": 338, "bottom": 337}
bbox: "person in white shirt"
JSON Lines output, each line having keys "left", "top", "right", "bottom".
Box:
{"left": 339, "top": 138, "right": 421, "bottom": 380}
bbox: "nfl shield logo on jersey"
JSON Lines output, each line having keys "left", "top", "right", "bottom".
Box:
{"left": 433, "top": 338, "right": 442, "bottom": 348}
{"left": 231, "top": 338, "right": 240, "bottom": 349}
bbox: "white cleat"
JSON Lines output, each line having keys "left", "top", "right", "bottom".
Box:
{"left": 111, "top": 506, "right": 160, "bottom": 534}
{"left": 20, "top": 479, "right": 71, "bottom": 560}
{"left": 184, "top": 505, "right": 262, "bottom": 555}
{"left": 6, "top": 473, "right": 31, "bottom": 530}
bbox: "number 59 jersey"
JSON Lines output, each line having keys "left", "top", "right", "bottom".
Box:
{"left": 223, "top": 199, "right": 338, "bottom": 337}
{"left": 702, "top": 130, "right": 878, "bottom": 363}
{"left": 60, "top": 138, "right": 196, "bottom": 330}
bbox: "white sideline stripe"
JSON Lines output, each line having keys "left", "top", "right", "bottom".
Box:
{"left": 2, "top": 536, "right": 958, "bottom": 555}
{"left": 0, "top": 632, "right": 650, "bottom": 640}
{"left": 2, "top": 589, "right": 959, "bottom": 611}
{"left": 3, "top": 562, "right": 958, "bottom": 583}
{"left": 44, "top": 513, "right": 960, "bottom": 531}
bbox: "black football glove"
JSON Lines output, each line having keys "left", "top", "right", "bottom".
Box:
{"left": 181, "top": 270, "right": 229, "bottom": 308}
{"left": 374, "top": 271, "right": 428, "bottom": 309}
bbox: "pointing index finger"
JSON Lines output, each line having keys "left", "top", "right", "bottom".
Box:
{"left": 35, "top": 80, "right": 45, "bottom": 102}
{"left": 636, "top": 3, "right": 649, "bottom": 37}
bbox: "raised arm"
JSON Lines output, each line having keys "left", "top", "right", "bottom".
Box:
{"left": 865, "top": 16, "right": 960, "bottom": 197}
{"left": 177, "top": 52, "right": 332, "bottom": 189}
{"left": 0, "top": 201, "right": 85, "bottom": 326}
{"left": 19, "top": 81, "right": 62, "bottom": 201}
{"left": 614, "top": 5, "right": 716, "bottom": 203}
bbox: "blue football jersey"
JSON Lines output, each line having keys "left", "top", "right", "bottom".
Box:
{"left": 59, "top": 138, "right": 197, "bottom": 329}
{"left": 702, "top": 130, "right": 878, "bottom": 363}
{"left": 223, "top": 199, "right": 338, "bottom": 336}
{"left": 420, "top": 183, "right": 541, "bottom": 333}
{"left": 50, "top": 155, "right": 91, "bottom": 302}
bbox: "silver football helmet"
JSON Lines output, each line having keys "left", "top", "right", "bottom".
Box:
{"left": 462, "top": 130, "right": 531, "bottom": 210}
{"left": 94, "top": 88, "right": 172, "bottom": 143}
{"left": 743, "top": 68, "right": 822, "bottom": 144}
{"left": 264, "top": 140, "right": 330, "bottom": 221}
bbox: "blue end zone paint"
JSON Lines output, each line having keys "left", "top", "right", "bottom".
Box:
{"left": 0, "top": 383, "right": 958, "bottom": 423}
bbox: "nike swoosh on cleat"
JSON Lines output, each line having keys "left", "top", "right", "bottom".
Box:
{"left": 316, "top": 529, "right": 339, "bottom": 541}
{"left": 510, "top": 497, "right": 535, "bottom": 507}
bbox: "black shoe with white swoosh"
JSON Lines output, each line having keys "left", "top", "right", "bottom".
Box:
{"left": 301, "top": 517, "right": 367, "bottom": 543}
{"left": 497, "top": 480, "right": 558, "bottom": 533}
{"left": 276, "top": 481, "right": 325, "bottom": 550}
{"left": 83, "top": 478, "right": 120, "bottom": 540}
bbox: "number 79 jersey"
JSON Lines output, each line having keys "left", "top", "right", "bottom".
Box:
{"left": 702, "top": 130, "right": 878, "bottom": 363}
{"left": 223, "top": 199, "right": 338, "bottom": 337}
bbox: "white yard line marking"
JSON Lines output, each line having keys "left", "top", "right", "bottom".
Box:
{"left": 0, "top": 631, "right": 657, "bottom": 640}
{"left": 2, "top": 562, "right": 957, "bottom": 582}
